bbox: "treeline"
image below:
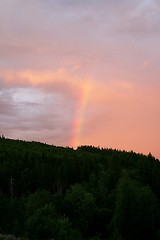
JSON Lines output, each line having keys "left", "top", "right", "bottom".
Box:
{"left": 0, "top": 137, "right": 160, "bottom": 240}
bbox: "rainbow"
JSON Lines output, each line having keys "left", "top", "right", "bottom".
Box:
{"left": 71, "top": 81, "right": 91, "bottom": 149}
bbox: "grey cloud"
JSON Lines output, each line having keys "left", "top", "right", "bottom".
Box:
{"left": 110, "top": 1, "right": 160, "bottom": 35}
{"left": 0, "top": 99, "right": 15, "bottom": 115}
{"left": 0, "top": 90, "right": 17, "bottom": 115}
{"left": 0, "top": 0, "right": 159, "bottom": 71}
{"left": 1, "top": 0, "right": 160, "bottom": 39}
{"left": 0, "top": 85, "right": 76, "bottom": 146}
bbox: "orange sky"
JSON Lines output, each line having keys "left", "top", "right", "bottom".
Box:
{"left": 0, "top": 0, "right": 160, "bottom": 159}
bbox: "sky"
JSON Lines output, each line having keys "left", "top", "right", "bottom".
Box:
{"left": 0, "top": 0, "right": 160, "bottom": 158}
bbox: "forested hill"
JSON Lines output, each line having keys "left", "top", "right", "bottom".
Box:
{"left": 0, "top": 137, "right": 160, "bottom": 240}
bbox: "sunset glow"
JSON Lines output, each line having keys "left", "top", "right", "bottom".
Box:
{"left": 0, "top": 0, "right": 160, "bottom": 158}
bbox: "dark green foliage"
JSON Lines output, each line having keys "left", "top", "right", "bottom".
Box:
{"left": 63, "top": 183, "right": 96, "bottom": 237}
{"left": 25, "top": 189, "right": 53, "bottom": 216}
{"left": 25, "top": 204, "right": 82, "bottom": 240}
{"left": 110, "top": 170, "right": 158, "bottom": 240}
{"left": 0, "top": 138, "right": 160, "bottom": 239}
{"left": 0, "top": 192, "right": 10, "bottom": 232}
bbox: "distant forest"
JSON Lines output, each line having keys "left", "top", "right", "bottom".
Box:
{"left": 0, "top": 137, "right": 160, "bottom": 240}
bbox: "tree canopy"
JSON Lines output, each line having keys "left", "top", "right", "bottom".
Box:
{"left": 0, "top": 137, "right": 160, "bottom": 239}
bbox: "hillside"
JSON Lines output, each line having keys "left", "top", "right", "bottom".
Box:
{"left": 0, "top": 137, "right": 160, "bottom": 240}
